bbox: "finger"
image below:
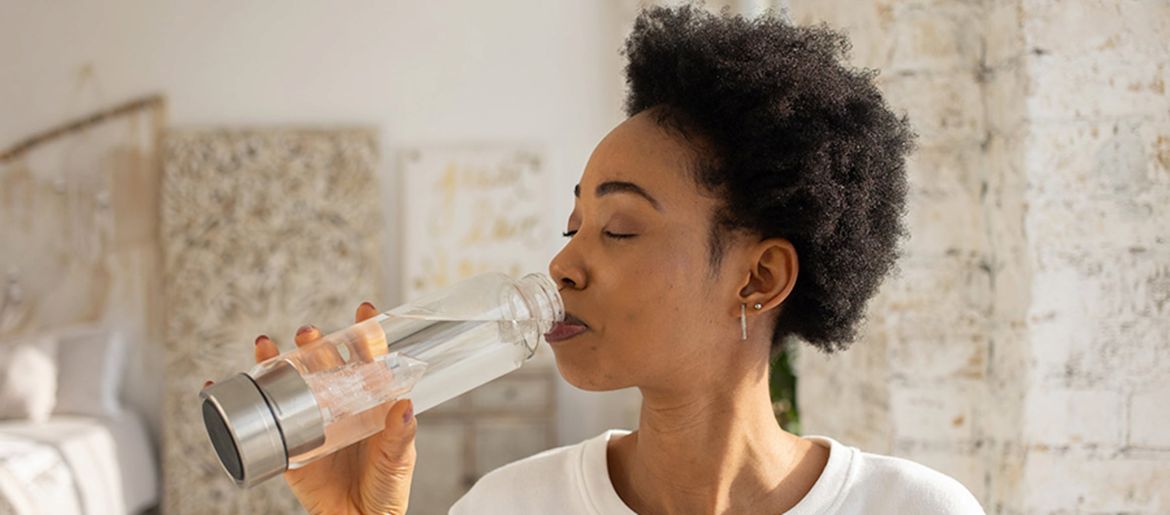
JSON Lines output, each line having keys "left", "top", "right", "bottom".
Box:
{"left": 351, "top": 301, "right": 388, "bottom": 363}
{"left": 294, "top": 325, "right": 322, "bottom": 347}
{"left": 202, "top": 380, "right": 214, "bottom": 389}
{"left": 357, "top": 399, "right": 416, "bottom": 515}
{"left": 254, "top": 335, "right": 279, "bottom": 363}
{"left": 355, "top": 301, "right": 378, "bottom": 323}
{"left": 295, "top": 324, "right": 347, "bottom": 371}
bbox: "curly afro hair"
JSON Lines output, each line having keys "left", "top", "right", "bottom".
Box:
{"left": 622, "top": 5, "right": 915, "bottom": 354}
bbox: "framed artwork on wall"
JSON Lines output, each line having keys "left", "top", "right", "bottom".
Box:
{"left": 398, "top": 145, "right": 551, "bottom": 300}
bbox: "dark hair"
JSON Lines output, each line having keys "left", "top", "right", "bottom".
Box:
{"left": 622, "top": 5, "right": 915, "bottom": 354}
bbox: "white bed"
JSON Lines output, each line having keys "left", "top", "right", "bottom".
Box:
{"left": 0, "top": 410, "right": 157, "bottom": 515}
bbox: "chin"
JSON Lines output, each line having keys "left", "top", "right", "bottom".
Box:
{"left": 550, "top": 347, "right": 629, "bottom": 392}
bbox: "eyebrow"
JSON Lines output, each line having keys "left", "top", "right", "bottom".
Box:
{"left": 574, "top": 181, "right": 662, "bottom": 211}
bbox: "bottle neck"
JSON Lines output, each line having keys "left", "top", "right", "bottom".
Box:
{"left": 517, "top": 273, "right": 564, "bottom": 335}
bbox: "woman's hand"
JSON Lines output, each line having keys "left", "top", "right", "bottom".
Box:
{"left": 208, "top": 302, "right": 418, "bottom": 515}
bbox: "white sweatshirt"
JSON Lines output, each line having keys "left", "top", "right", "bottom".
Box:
{"left": 450, "top": 430, "right": 985, "bottom": 514}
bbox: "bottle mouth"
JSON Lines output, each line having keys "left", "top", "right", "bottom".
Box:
{"left": 520, "top": 273, "right": 565, "bottom": 324}
{"left": 513, "top": 273, "right": 564, "bottom": 357}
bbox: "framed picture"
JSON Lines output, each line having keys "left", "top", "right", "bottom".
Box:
{"left": 399, "top": 145, "right": 551, "bottom": 300}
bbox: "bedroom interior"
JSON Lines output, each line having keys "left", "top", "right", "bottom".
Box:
{"left": 3, "top": 1, "right": 1169, "bottom": 514}
{"left": 0, "top": 96, "right": 163, "bottom": 514}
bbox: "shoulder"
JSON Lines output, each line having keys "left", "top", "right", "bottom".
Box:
{"left": 848, "top": 449, "right": 985, "bottom": 514}
{"left": 798, "top": 435, "right": 984, "bottom": 514}
{"left": 448, "top": 437, "right": 589, "bottom": 514}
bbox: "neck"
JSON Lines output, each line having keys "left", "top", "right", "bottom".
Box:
{"left": 610, "top": 354, "right": 824, "bottom": 514}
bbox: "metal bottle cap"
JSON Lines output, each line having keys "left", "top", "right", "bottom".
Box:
{"left": 199, "top": 360, "right": 326, "bottom": 488}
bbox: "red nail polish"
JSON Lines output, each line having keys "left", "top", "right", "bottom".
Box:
{"left": 203, "top": 380, "right": 214, "bottom": 388}
{"left": 402, "top": 406, "right": 414, "bottom": 425}
{"left": 360, "top": 301, "right": 375, "bottom": 310}
{"left": 296, "top": 325, "right": 313, "bottom": 336}
{"left": 254, "top": 335, "right": 268, "bottom": 346}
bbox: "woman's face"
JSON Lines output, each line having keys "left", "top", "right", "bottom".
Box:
{"left": 547, "top": 111, "right": 751, "bottom": 394}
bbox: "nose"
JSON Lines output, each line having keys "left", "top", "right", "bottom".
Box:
{"left": 549, "top": 243, "right": 586, "bottom": 291}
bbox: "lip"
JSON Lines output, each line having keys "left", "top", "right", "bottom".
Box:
{"left": 544, "top": 312, "right": 589, "bottom": 344}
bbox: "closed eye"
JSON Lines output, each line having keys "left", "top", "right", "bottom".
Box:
{"left": 604, "top": 231, "right": 636, "bottom": 239}
{"left": 561, "top": 230, "right": 637, "bottom": 239}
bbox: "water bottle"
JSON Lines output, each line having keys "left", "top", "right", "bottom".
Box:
{"left": 198, "top": 272, "right": 563, "bottom": 487}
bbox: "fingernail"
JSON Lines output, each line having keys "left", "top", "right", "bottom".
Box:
{"left": 203, "top": 380, "right": 214, "bottom": 388}
{"left": 402, "top": 402, "right": 414, "bottom": 425}
{"left": 296, "top": 325, "right": 315, "bottom": 336}
{"left": 360, "top": 301, "right": 375, "bottom": 310}
{"left": 254, "top": 335, "right": 269, "bottom": 346}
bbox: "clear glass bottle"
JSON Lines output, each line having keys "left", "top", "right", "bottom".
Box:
{"left": 199, "top": 272, "right": 562, "bottom": 487}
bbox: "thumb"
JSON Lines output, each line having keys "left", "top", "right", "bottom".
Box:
{"left": 358, "top": 399, "right": 417, "bottom": 515}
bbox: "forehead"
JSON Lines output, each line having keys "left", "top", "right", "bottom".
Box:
{"left": 579, "top": 111, "right": 710, "bottom": 208}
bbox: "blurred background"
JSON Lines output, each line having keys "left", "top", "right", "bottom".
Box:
{"left": 1, "top": 0, "right": 1167, "bottom": 514}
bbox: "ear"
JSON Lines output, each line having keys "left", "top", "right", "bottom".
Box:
{"left": 736, "top": 238, "right": 798, "bottom": 312}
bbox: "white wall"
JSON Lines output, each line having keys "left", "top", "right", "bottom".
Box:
{"left": 789, "top": 0, "right": 1170, "bottom": 512}
{"left": 1, "top": 0, "right": 644, "bottom": 446}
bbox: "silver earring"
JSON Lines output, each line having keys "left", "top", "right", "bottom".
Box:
{"left": 740, "top": 303, "right": 748, "bottom": 341}
{"left": 753, "top": 303, "right": 763, "bottom": 310}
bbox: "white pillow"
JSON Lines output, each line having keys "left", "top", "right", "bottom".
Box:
{"left": 0, "top": 333, "right": 59, "bottom": 422}
{"left": 52, "top": 327, "right": 126, "bottom": 418}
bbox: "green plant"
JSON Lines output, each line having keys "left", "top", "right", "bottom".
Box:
{"left": 769, "top": 344, "right": 800, "bottom": 434}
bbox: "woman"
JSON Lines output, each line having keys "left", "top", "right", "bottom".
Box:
{"left": 247, "top": 5, "right": 984, "bottom": 514}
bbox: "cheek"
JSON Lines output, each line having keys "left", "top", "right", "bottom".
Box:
{"left": 607, "top": 240, "right": 710, "bottom": 348}
{"left": 556, "top": 232, "right": 718, "bottom": 390}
